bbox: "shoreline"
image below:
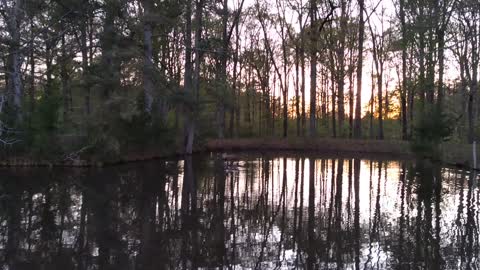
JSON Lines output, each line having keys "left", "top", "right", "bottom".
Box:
{"left": 0, "top": 138, "right": 477, "bottom": 168}
{"left": 206, "top": 138, "right": 479, "bottom": 169}
{"left": 206, "top": 138, "right": 413, "bottom": 158}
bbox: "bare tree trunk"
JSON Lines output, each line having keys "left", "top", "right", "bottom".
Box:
{"left": 282, "top": 66, "right": 288, "bottom": 138}
{"left": 321, "top": 71, "right": 327, "bottom": 122}
{"left": 353, "top": 0, "right": 365, "bottom": 138}
{"left": 370, "top": 69, "right": 374, "bottom": 139}
{"left": 277, "top": 0, "right": 295, "bottom": 138}
{"left": 385, "top": 79, "right": 389, "bottom": 121}
{"left": 367, "top": 18, "right": 384, "bottom": 139}
{"left": 437, "top": 29, "right": 445, "bottom": 108}
{"left": 183, "top": 0, "right": 194, "bottom": 153}
{"left": 282, "top": 41, "right": 288, "bottom": 138}
{"left": 4, "top": 0, "right": 24, "bottom": 121}
{"left": 405, "top": 49, "right": 414, "bottom": 138}
{"left": 301, "top": 28, "right": 307, "bottom": 136}
{"left": 331, "top": 68, "right": 337, "bottom": 138}
{"left": 468, "top": 35, "right": 478, "bottom": 143}
{"left": 377, "top": 66, "right": 384, "bottom": 139}
{"left": 246, "top": 69, "right": 252, "bottom": 128}
{"left": 290, "top": 3, "right": 307, "bottom": 135}
{"left": 426, "top": 29, "right": 435, "bottom": 105}
{"left": 468, "top": 86, "right": 476, "bottom": 143}
{"left": 348, "top": 52, "right": 354, "bottom": 138}
{"left": 235, "top": 38, "right": 242, "bottom": 136}
{"left": 100, "top": 1, "right": 118, "bottom": 98}
{"left": 272, "top": 75, "right": 277, "bottom": 135}
{"left": 60, "top": 27, "right": 70, "bottom": 120}
{"left": 460, "top": 10, "right": 479, "bottom": 143}
{"left": 216, "top": 0, "right": 230, "bottom": 139}
{"left": 295, "top": 46, "right": 301, "bottom": 136}
{"left": 230, "top": 22, "right": 240, "bottom": 138}
{"left": 309, "top": 0, "right": 317, "bottom": 137}
{"left": 88, "top": 12, "right": 94, "bottom": 64}
{"left": 80, "top": 2, "right": 91, "bottom": 115}
{"left": 29, "top": 18, "right": 35, "bottom": 115}
{"left": 142, "top": 0, "right": 155, "bottom": 114}
{"left": 186, "top": 0, "right": 204, "bottom": 153}
{"left": 337, "top": 0, "right": 347, "bottom": 137}
{"left": 399, "top": 0, "right": 408, "bottom": 140}
{"left": 45, "top": 37, "right": 53, "bottom": 97}
{"left": 418, "top": 9, "right": 426, "bottom": 111}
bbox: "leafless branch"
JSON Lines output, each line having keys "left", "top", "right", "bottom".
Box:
{"left": 64, "top": 145, "right": 92, "bottom": 161}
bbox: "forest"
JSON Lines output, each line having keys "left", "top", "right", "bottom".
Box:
{"left": 2, "top": 1, "right": 480, "bottom": 268}
{"left": 0, "top": 0, "right": 479, "bottom": 161}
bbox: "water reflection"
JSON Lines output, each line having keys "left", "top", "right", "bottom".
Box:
{"left": 0, "top": 154, "right": 479, "bottom": 269}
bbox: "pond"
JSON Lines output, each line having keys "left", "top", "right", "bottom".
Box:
{"left": 0, "top": 153, "right": 479, "bottom": 270}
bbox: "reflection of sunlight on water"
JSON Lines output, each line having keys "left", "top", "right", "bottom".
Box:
{"left": 2, "top": 154, "right": 479, "bottom": 269}
{"left": 225, "top": 225, "right": 300, "bottom": 269}
{"left": 360, "top": 242, "right": 391, "bottom": 269}
{"left": 173, "top": 156, "right": 480, "bottom": 269}
{"left": 233, "top": 158, "right": 404, "bottom": 227}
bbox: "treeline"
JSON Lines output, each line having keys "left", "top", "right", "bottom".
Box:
{"left": 0, "top": 0, "right": 479, "bottom": 157}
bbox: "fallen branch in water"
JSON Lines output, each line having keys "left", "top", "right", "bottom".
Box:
{"left": 64, "top": 145, "right": 93, "bottom": 161}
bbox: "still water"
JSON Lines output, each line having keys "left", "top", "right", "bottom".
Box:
{"left": 0, "top": 153, "right": 479, "bottom": 270}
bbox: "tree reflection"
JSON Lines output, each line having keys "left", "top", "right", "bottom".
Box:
{"left": 0, "top": 155, "right": 479, "bottom": 269}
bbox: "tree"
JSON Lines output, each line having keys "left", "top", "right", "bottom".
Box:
{"left": 308, "top": 0, "right": 317, "bottom": 137}
{"left": 336, "top": 0, "right": 348, "bottom": 137}
{"left": 215, "top": 0, "right": 245, "bottom": 138}
{"left": 353, "top": 0, "right": 364, "bottom": 138}
{"left": 453, "top": 0, "right": 479, "bottom": 143}
{"left": 1, "top": 0, "right": 25, "bottom": 121}
{"left": 288, "top": 0, "right": 308, "bottom": 136}
{"left": 398, "top": 0, "right": 408, "bottom": 140}
{"left": 275, "top": 0, "right": 293, "bottom": 138}
{"left": 183, "top": 0, "right": 194, "bottom": 153}
{"left": 367, "top": 8, "right": 390, "bottom": 140}
{"left": 142, "top": 0, "right": 155, "bottom": 114}
{"left": 100, "top": 0, "right": 120, "bottom": 99}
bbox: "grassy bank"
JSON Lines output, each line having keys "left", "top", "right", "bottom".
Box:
{"left": 206, "top": 138, "right": 412, "bottom": 157}
{"left": 0, "top": 147, "right": 182, "bottom": 167}
{"left": 206, "top": 138, "right": 480, "bottom": 169}
{"left": 1, "top": 137, "right": 478, "bottom": 168}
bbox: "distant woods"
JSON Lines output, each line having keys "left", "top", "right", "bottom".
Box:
{"left": 0, "top": 0, "right": 479, "bottom": 156}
